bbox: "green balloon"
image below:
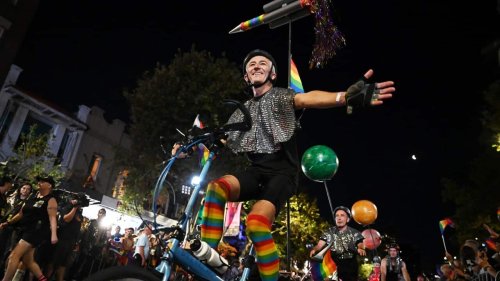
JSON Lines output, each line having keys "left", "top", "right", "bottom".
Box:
{"left": 301, "top": 145, "right": 339, "bottom": 182}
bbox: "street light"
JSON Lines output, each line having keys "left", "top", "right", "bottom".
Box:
{"left": 191, "top": 175, "right": 201, "bottom": 186}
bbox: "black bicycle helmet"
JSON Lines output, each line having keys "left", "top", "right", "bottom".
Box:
{"left": 242, "top": 49, "right": 277, "bottom": 83}
{"left": 333, "top": 206, "right": 352, "bottom": 219}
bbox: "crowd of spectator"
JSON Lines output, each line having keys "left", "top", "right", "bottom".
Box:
{"left": 0, "top": 176, "right": 163, "bottom": 281}
{"left": 0, "top": 174, "right": 499, "bottom": 281}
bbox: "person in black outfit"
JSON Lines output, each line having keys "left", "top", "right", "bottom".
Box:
{"left": 310, "top": 206, "right": 366, "bottom": 281}
{"left": 0, "top": 182, "right": 32, "bottom": 275}
{"left": 380, "top": 243, "right": 411, "bottom": 281}
{"left": 0, "top": 175, "right": 58, "bottom": 281}
{"left": 0, "top": 176, "right": 13, "bottom": 218}
{"left": 45, "top": 195, "right": 84, "bottom": 281}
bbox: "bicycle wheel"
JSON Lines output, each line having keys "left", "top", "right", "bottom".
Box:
{"left": 83, "top": 265, "right": 162, "bottom": 281}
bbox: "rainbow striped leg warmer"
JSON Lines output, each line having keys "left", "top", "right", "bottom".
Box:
{"left": 200, "top": 179, "right": 230, "bottom": 248}
{"left": 247, "top": 214, "right": 279, "bottom": 281}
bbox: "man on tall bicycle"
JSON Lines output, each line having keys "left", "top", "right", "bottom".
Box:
{"left": 174, "top": 49, "right": 395, "bottom": 281}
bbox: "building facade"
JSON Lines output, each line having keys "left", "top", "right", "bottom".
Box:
{"left": 0, "top": 65, "right": 132, "bottom": 200}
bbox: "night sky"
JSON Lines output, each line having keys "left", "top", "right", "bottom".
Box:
{"left": 13, "top": 0, "right": 500, "bottom": 273}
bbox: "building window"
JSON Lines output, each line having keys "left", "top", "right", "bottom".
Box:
{"left": 55, "top": 130, "right": 71, "bottom": 165}
{"left": 14, "top": 113, "right": 52, "bottom": 149}
{"left": 83, "top": 154, "right": 103, "bottom": 190}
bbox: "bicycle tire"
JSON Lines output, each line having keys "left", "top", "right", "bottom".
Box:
{"left": 83, "top": 265, "right": 162, "bottom": 281}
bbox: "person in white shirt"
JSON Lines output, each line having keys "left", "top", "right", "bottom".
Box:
{"left": 132, "top": 225, "right": 152, "bottom": 267}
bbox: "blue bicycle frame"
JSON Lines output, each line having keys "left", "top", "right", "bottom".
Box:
{"left": 152, "top": 139, "right": 252, "bottom": 281}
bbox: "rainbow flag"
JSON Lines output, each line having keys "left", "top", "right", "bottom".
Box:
{"left": 193, "top": 114, "right": 205, "bottom": 129}
{"left": 290, "top": 58, "right": 304, "bottom": 93}
{"left": 439, "top": 218, "right": 455, "bottom": 234}
{"left": 198, "top": 143, "right": 210, "bottom": 166}
{"left": 310, "top": 252, "right": 337, "bottom": 281}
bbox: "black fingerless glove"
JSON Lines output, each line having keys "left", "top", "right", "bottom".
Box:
{"left": 345, "top": 78, "right": 377, "bottom": 114}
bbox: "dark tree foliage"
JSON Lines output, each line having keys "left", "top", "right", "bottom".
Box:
{"left": 442, "top": 80, "right": 500, "bottom": 242}
{"left": 119, "top": 48, "right": 246, "bottom": 213}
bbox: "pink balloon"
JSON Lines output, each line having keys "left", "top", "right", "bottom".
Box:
{"left": 362, "top": 229, "right": 382, "bottom": 250}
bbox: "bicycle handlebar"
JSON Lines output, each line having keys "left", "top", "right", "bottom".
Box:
{"left": 183, "top": 99, "right": 252, "bottom": 148}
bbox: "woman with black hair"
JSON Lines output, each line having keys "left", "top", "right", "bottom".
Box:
{"left": 0, "top": 176, "right": 58, "bottom": 281}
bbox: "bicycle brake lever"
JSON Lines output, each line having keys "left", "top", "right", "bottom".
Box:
{"left": 221, "top": 99, "right": 252, "bottom": 132}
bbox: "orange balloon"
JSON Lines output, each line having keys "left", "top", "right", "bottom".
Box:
{"left": 351, "top": 200, "right": 378, "bottom": 225}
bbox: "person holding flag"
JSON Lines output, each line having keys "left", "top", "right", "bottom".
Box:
{"left": 309, "top": 206, "right": 365, "bottom": 281}
{"left": 174, "top": 49, "right": 395, "bottom": 281}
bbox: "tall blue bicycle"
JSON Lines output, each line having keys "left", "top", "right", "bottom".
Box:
{"left": 84, "top": 100, "right": 256, "bottom": 281}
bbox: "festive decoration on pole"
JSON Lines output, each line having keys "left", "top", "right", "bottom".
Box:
{"left": 301, "top": 145, "right": 339, "bottom": 182}
{"left": 310, "top": 252, "right": 337, "bottom": 281}
{"left": 193, "top": 114, "right": 205, "bottom": 129}
{"left": 229, "top": 0, "right": 345, "bottom": 68}
{"left": 351, "top": 200, "right": 378, "bottom": 226}
{"left": 198, "top": 143, "right": 210, "bottom": 167}
{"left": 439, "top": 218, "right": 455, "bottom": 234}
{"left": 290, "top": 58, "right": 305, "bottom": 93}
{"left": 362, "top": 229, "right": 382, "bottom": 250}
{"left": 301, "top": 145, "right": 339, "bottom": 220}
{"left": 438, "top": 217, "right": 455, "bottom": 252}
{"left": 229, "top": 0, "right": 312, "bottom": 34}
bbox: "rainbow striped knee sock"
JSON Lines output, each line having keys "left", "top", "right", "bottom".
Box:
{"left": 200, "top": 179, "right": 229, "bottom": 248}
{"left": 247, "top": 214, "right": 279, "bottom": 281}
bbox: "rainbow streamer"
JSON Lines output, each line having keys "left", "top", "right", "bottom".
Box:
{"left": 290, "top": 58, "right": 304, "bottom": 93}
{"left": 241, "top": 14, "right": 265, "bottom": 31}
{"left": 198, "top": 143, "right": 210, "bottom": 166}
{"left": 439, "top": 218, "right": 455, "bottom": 234}
{"left": 310, "top": 252, "right": 337, "bottom": 281}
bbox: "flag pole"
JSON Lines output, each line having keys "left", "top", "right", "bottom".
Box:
{"left": 441, "top": 234, "right": 448, "bottom": 253}
{"left": 286, "top": 19, "right": 292, "bottom": 273}
{"left": 323, "top": 181, "right": 336, "bottom": 221}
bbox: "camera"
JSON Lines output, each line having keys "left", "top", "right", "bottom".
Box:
{"left": 72, "top": 192, "right": 90, "bottom": 207}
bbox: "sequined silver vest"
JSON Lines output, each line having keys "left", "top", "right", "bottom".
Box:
{"left": 320, "top": 226, "right": 364, "bottom": 260}
{"left": 226, "top": 87, "right": 297, "bottom": 154}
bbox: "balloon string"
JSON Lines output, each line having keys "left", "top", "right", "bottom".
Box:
{"left": 367, "top": 226, "right": 379, "bottom": 257}
{"left": 323, "top": 181, "right": 336, "bottom": 221}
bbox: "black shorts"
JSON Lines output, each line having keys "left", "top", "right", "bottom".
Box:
{"left": 51, "top": 239, "right": 76, "bottom": 267}
{"left": 22, "top": 228, "right": 49, "bottom": 247}
{"left": 235, "top": 153, "right": 297, "bottom": 215}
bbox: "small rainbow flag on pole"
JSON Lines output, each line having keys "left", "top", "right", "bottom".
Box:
{"left": 198, "top": 143, "right": 210, "bottom": 166}
{"left": 310, "top": 252, "right": 337, "bottom": 281}
{"left": 439, "top": 218, "right": 455, "bottom": 234}
{"left": 290, "top": 58, "right": 305, "bottom": 93}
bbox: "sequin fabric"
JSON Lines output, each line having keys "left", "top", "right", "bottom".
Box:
{"left": 226, "top": 87, "right": 296, "bottom": 154}
{"left": 320, "top": 226, "right": 364, "bottom": 260}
